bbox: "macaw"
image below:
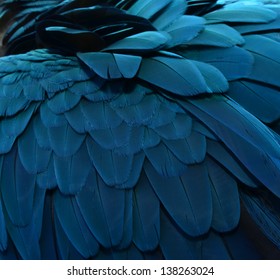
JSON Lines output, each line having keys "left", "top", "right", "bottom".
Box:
{"left": 0, "top": 0, "right": 280, "bottom": 259}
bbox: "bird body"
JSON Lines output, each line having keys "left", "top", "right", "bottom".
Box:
{"left": 0, "top": 0, "right": 280, "bottom": 259}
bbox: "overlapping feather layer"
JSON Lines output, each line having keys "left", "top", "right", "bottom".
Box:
{"left": 0, "top": 0, "right": 280, "bottom": 259}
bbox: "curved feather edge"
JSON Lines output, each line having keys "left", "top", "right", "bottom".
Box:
{"left": 179, "top": 97, "right": 280, "bottom": 196}
{"left": 240, "top": 190, "right": 280, "bottom": 250}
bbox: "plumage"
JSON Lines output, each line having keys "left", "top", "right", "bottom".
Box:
{"left": 0, "top": 0, "right": 280, "bottom": 260}
{"left": 188, "top": 23, "right": 245, "bottom": 47}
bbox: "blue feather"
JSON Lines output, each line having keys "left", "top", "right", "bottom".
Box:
{"left": 132, "top": 171, "right": 160, "bottom": 251}
{"left": 138, "top": 55, "right": 208, "bottom": 96}
{"left": 81, "top": 99, "right": 122, "bottom": 130}
{"left": 33, "top": 114, "right": 51, "bottom": 150}
{"left": 18, "top": 121, "right": 51, "bottom": 174}
{"left": 206, "top": 156, "right": 240, "bottom": 232}
{"left": 69, "top": 77, "right": 105, "bottom": 96}
{"left": 165, "top": 15, "right": 205, "bottom": 47}
{"left": 4, "top": 188, "right": 45, "bottom": 260}
{"left": 47, "top": 90, "right": 81, "bottom": 114}
{"left": 54, "top": 190, "right": 99, "bottom": 258}
{"left": 182, "top": 46, "right": 254, "bottom": 81}
{"left": 53, "top": 142, "right": 91, "bottom": 194}
{"left": 112, "top": 94, "right": 161, "bottom": 126}
{"left": 204, "top": 3, "right": 277, "bottom": 23}
{"left": 128, "top": 0, "right": 172, "bottom": 19}
{"left": 244, "top": 35, "right": 280, "bottom": 88}
{"left": 48, "top": 123, "right": 85, "bottom": 157}
{"left": 200, "top": 231, "right": 231, "bottom": 260}
{"left": 189, "top": 24, "right": 244, "bottom": 47}
{"left": 206, "top": 139, "right": 258, "bottom": 188}
{"left": 77, "top": 52, "right": 142, "bottom": 79}
{"left": 153, "top": 0, "right": 187, "bottom": 30}
{"left": 86, "top": 136, "right": 143, "bottom": 188}
{"left": 0, "top": 103, "right": 36, "bottom": 137}
{"left": 163, "top": 130, "right": 206, "bottom": 164}
{"left": 36, "top": 155, "right": 57, "bottom": 189}
{"left": 40, "top": 102, "right": 67, "bottom": 128}
{"left": 159, "top": 210, "right": 198, "bottom": 260}
{"left": 39, "top": 193, "right": 57, "bottom": 260}
{"left": 20, "top": 75, "right": 45, "bottom": 101}
{"left": 145, "top": 142, "right": 188, "bottom": 177}
{"left": 182, "top": 98, "right": 280, "bottom": 195}
{"left": 153, "top": 113, "right": 192, "bottom": 139}
{"left": 241, "top": 190, "right": 280, "bottom": 250}
{"left": 1, "top": 146, "right": 36, "bottom": 226}
{"left": 0, "top": 95, "right": 30, "bottom": 117}
{"left": 190, "top": 60, "right": 228, "bottom": 93}
{"left": 145, "top": 161, "right": 212, "bottom": 236}
{"left": 64, "top": 104, "right": 87, "bottom": 134}
{"left": 228, "top": 80, "right": 280, "bottom": 123}
{"left": 53, "top": 209, "right": 85, "bottom": 260}
{"left": 75, "top": 169, "right": 112, "bottom": 248}
{"left": 103, "top": 31, "right": 169, "bottom": 53}
{"left": 0, "top": 196, "right": 8, "bottom": 251}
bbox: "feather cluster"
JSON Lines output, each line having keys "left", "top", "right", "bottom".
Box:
{"left": 0, "top": 0, "right": 280, "bottom": 259}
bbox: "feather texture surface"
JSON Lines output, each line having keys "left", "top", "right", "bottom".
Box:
{"left": 0, "top": 0, "right": 280, "bottom": 260}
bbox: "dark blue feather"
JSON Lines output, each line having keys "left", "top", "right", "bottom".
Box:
{"left": 18, "top": 121, "right": 51, "bottom": 174}
{"left": 182, "top": 46, "right": 254, "bottom": 81}
{"left": 145, "top": 142, "right": 188, "bottom": 177}
{"left": 20, "top": 75, "right": 45, "bottom": 101}
{"left": 241, "top": 190, "right": 280, "bottom": 250}
{"left": 86, "top": 136, "right": 143, "bottom": 187}
{"left": 4, "top": 188, "right": 45, "bottom": 260}
{"left": 199, "top": 231, "right": 231, "bottom": 260}
{"left": 77, "top": 52, "right": 142, "bottom": 79}
{"left": 159, "top": 210, "right": 198, "bottom": 260}
{"left": 228, "top": 80, "right": 280, "bottom": 123}
{"left": 183, "top": 98, "right": 280, "bottom": 196}
{"left": 39, "top": 193, "right": 57, "bottom": 260}
{"left": 112, "top": 94, "right": 161, "bottom": 126}
{"left": 53, "top": 142, "right": 91, "bottom": 194}
{"left": 244, "top": 35, "right": 280, "bottom": 88}
{"left": 153, "top": 113, "right": 192, "bottom": 139}
{"left": 81, "top": 99, "right": 122, "bottom": 130}
{"left": 47, "top": 90, "right": 81, "bottom": 114}
{"left": 1, "top": 146, "right": 36, "bottom": 226}
{"left": 163, "top": 131, "right": 206, "bottom": 164}
{"left": 206, "top": 139, "right": 258, "bottom": 188}
{"left": 48, "top": 123, "right": 85, "bottom": 157}
{"left": 53, "top": 209, "right": 85, "bottom": 260}
{"left": 33, "top": 114, "right": 51, "bottom": 150}
{"left": 40, "top": 102, "right": 67, "bottom": 128}
{"left": 64, "top": 104, "right": 87, "bottom": 134}
{"left": 75, "top": 169, "right": 112, "bottom": 248}
{"left": 0, "top": 103, "right": 36, "bottom": 137}
{"left": 206, "top": 156, "right": 240, "bottom": 232}
{"left": 145, "top": 161, "right": 212, "bottom": 236}
{"left": 0, "top": 96, "right": 30, "bottom": 117}
{"left": 36, "top": 155, "right": 57, "bottom": 189}
{"left": 138, "top": 55, "right": 208, "bottom": 96}
{"left": 54, "top": 190, "right": 99, "bottom": 258}
{"left": 132, "top": 171, "right": 160, "bottom": 251}
{"left": 0, "top": 197, "right": 8, "bottom": 251}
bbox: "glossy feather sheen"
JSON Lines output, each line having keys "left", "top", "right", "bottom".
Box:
{"left": 138, "top": 55, "right": 208, "bottom": 96}
{"left": 0, "top": 0, "right": 280, "bottom": 260}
